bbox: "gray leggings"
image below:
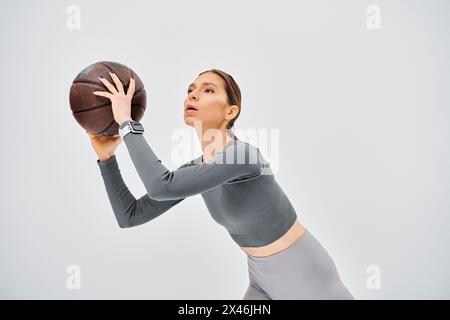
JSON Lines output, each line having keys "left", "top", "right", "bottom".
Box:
{"left": 243, "top": 229, "right": 355, "bottom": 300}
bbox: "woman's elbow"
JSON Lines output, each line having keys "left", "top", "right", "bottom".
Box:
{"left": 114, "top": 210, "right": 134, "bottom": 228}
{"left": 117, "top": 217, "right": 132, "bottom": 228}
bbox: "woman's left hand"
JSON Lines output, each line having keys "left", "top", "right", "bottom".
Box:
{"left": 92, "top": 72, "right": 136, "bottom": 126}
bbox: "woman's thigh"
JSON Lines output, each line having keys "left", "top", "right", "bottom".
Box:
{"left": 242, "top": 283, "right": 271, "bottom": 300}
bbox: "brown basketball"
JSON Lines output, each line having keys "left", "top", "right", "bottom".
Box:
{"left": 69, "top": 61, "right": 147, "bottom": 136}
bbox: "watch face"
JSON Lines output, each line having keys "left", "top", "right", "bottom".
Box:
{"left": 130, "top": 122, "right": 144, "bottom": 131}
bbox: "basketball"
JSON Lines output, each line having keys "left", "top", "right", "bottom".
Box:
{"left": 69, "top": 61, "right": 147, "bottom": 136}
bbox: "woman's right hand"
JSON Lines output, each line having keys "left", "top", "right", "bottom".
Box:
{"left": 86, "top": 130, "right": 122, "bottom": 162}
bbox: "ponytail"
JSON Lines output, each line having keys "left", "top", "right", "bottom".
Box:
{"left": 227, "top": 127, "right": 239, "bottom": 141}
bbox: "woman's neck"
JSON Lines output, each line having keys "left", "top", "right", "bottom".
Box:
{"left": 198, "top": 129, "right": 234, "bottom": 163}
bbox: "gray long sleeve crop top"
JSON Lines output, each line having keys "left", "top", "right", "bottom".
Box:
{"left": 96, "top": 127, "right": 298, "bottom": 247}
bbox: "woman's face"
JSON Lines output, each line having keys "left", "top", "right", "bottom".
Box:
{"left": 183, "top": 72, "right": 232, "bottom": 130}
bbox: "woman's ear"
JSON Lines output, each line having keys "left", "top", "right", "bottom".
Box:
{"left": 226, "top": 104, "right": 239, "bottom": 120}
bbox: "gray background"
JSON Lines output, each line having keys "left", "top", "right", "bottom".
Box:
{"left": 1, "top": 0, "right": 449, "bottom": 299}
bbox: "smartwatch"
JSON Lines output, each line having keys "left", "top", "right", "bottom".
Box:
{"left": 119, "top": 120, "right": 144, "bottom": 139}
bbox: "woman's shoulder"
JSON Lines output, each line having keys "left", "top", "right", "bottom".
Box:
{"left": 219, "top": 140, "right": 273, "bottom": 177}
{"left": 236, "top": 140, "right": 272, "bottom": 175}
{"left": 214, "top": 139, "right": 261, "bottom": 164}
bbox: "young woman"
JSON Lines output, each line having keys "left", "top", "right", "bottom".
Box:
{"left": 87, "top": 69, "right": 355, "bottom": 300}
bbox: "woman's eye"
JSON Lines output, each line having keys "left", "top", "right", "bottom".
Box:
{"left": 187, "top": 88, "right": 214, "bottom": 94}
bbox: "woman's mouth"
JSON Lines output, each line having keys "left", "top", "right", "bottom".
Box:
{"left": 185, "top": 105, "right": 198, "bottom": 113}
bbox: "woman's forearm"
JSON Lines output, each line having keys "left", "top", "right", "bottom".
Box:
{"left": 96, "top": 154, "right": 187, "bottom": 228}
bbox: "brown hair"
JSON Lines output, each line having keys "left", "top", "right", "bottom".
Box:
{"left": 198, "top": 69, "right": 241, "bottom": 140}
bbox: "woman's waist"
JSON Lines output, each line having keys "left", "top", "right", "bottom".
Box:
{"left": 239, "top": 218, "right": 306, "bottom": 258}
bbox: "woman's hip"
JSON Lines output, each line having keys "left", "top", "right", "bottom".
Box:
{"left": 245, "top": 229, "right": 354, "bottom": 299}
